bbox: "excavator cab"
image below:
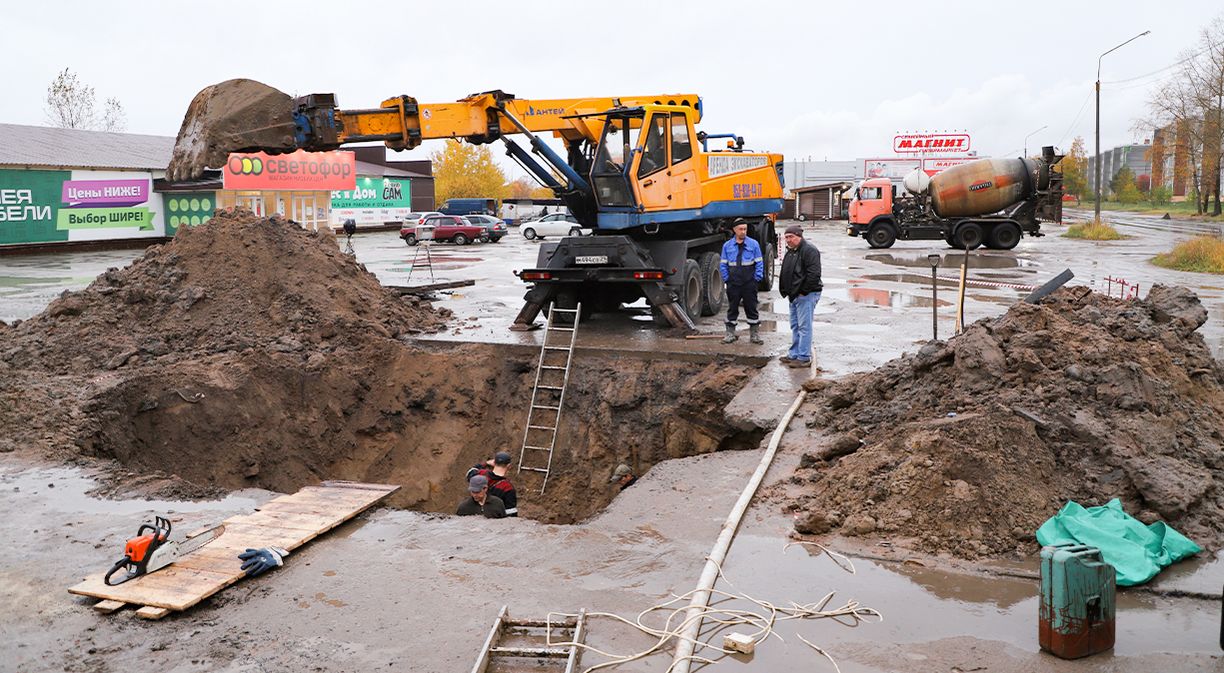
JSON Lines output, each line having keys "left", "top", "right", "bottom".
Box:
{"left": 590, "top": 105, "right": 701, "bottom": 214}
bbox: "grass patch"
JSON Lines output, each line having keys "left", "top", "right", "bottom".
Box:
{"left": 1091, "top": 200, "right": 1223, "bottom": 219}
{"left": 1063, "top": 221, "right": 1126, "bottom": 240}
{"left": 1152, "top": 236, "right": 1224, "bottom": 274}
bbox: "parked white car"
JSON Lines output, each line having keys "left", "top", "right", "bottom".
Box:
{"left": 402, "top": 212, "right": 441, "bottom": 226}
{"left": 519, "top": 213, "right": 590, "bottom": 240}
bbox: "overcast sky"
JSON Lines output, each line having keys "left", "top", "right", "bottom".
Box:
{"left": 4, "top": 0, "right": 1218, "bottom": 178}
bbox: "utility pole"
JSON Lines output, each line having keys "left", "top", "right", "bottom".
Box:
{"left": 1096, "top": 30, "right": 1151, "bottom": 222}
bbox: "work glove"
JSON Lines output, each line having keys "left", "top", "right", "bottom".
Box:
{"left": 238, "top": 546, "right": 290, "bottom": 578}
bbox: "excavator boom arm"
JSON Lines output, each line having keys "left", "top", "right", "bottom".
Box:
{"left": 166, "top": 79, "right": 700, "bottom": 181}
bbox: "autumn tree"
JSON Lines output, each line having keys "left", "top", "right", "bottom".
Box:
{"left": 1137, "top": 15, "right": 1224, "bottom": 215}
{"left": 506, "top": 176, "right": 536, "bottom": 199}
{"left": 44, "top": 68, "right": 126, "bottom": 132}
{"left": 431, "top": 141, "right": 507, "bottom": 205}
{"left": 1061, "top": 136, "right": 1089, "bottom": 198}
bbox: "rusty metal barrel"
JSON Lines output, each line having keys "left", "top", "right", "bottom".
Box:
{"left": 929, "top": 157, "right": 1043, "bottom": 218}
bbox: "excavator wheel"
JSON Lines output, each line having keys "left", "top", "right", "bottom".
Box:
{"left": 698, "top": 252, "right": 724, "bottom": 316}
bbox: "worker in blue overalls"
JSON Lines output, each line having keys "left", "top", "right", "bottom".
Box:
{"left": 720, "top": 220, "right": 765, "bottom": 344}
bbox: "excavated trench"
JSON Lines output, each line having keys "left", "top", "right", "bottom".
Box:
{"left": 75, "top": 342, "right": 766, "bottom": 523}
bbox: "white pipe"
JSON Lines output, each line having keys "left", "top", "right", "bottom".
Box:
{"left": 669, "top": 389, "right": 808, "bottom": 673}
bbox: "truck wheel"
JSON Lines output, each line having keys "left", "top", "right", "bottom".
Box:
{"left": 678, "top": 259, "right": 702, "bottom": 321}
{"left": 453, "top": 233, "right": 469, "bottom": 246}
{"left": 954, "top": 223, "right": 984, "bottom": 250}
{"left": 867, "top": 223, "right": 897, "bottom": 249}
{"left": 698, "top": 252, "right": 725, "bottom": 316}
{"left": 988, "top": 222, "right": 1022, "bottom": 250}
{"left": 752, "top": 220, "right": 775, "bottom": 292}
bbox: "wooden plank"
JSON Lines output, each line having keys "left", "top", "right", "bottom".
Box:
{"left": 385, "top": 280, "right": 475, "bottom": 294}
{"left": 135, "top": 606, "right": 171, "bottom": 620}
{"left": 92, "top": 600, "right": 126, "bottom": 614}
{"left": 69, "top": 482, "right": 400, "bottom": 613}
{"left": 224, "top": 511, "right": 344, "bottom": 532}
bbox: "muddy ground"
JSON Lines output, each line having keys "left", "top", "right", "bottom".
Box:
{"left": 0, "top": 211, "right": 765, "bottom": 524}
{"left": 2, "top": 211, "right": 1223, "bottom": 671}
{"left": 772, "top": 284, "right": 1224, "bottom": 559}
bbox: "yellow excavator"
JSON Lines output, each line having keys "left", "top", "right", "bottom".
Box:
{"left": 167, "top": 80, "right": 785, "bottom": 329}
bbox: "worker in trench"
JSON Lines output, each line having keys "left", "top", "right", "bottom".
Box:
{"left": 464, "top": 451, "right": 519, "bottom": 516}
{"left": 778, "top": 224, "right": 823, "bottom": 368}
{"left": 456, "top": 475, "right": 508, "bottom": 518}
{"left": 610, "top": 463, "right": 637, "bottom": 491}
{"left": 720, "top": 220, "right": 765, "bottom": 344}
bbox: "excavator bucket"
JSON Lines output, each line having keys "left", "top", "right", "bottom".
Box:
{"left": 166, "top": 79, "right": 300, "bottom": 182}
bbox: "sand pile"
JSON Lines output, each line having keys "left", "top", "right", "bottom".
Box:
{"left": 1, "top": 207, "right": 448, "bottom": 374}
{"left": 783, "top": 285, "right": 1224, "bottom": 558}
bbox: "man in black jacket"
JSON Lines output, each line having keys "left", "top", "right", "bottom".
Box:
{"left": 778, "top": 224, "right": 822, "bottom": 368}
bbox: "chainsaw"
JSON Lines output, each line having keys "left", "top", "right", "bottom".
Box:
{"left": 104, "top": 516, "right": 225, "bottom": 586}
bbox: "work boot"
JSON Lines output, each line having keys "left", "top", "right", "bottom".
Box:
{"left": 722, "top": 325, "right": 738, "bottom": 344}
{"left": 749, "top": 324, "right": 763, "bottom": 344}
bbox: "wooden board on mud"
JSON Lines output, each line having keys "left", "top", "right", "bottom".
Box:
{"left": 68, "top": 480, "right": 399, "bottom": 616}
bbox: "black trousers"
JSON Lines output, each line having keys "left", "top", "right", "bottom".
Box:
{"left": 725, "top": 282, "right": 759, "bottom": 327}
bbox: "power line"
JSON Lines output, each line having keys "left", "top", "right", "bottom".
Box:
{"left": 1057, "top": 88, "right": 1094, "bottom": 148}
{"left": 1100, "top": 45, "right": 1211, "bottom": 85}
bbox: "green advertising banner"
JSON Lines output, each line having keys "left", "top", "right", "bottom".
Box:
{"left": 330, "top": 177, "right": 412, "bottom": 209}
{"left": 164, "top": 193, "right": 216, "bottom": 235}
{"left": 0, "top": 169, "right": 69, "bottom": 245}
{"left": 57, "top": 207, "right": 154, "bottom": 231}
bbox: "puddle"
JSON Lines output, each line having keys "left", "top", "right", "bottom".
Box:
{"left": 866, "top": 252, "right": 1039, "bottom": 270}
{"left": 828, "top": 283, "right": 951, "bottom": 309}
{"left": 694, "top": 532, "right": 1222, "bottom": 671}
{"left": 0, "top": 466, "right": 261, "bottom": 516}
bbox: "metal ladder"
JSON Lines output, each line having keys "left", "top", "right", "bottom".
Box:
{"left": 470, "top": 606, "right": 587, "bottom": 673}
{"left": 517, "top": 304, "right": 580, "bottom": 494}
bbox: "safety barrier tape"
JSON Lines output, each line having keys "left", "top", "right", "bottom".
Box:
{"left": 937, "top": 275, "right": 1037, "bottom": 292}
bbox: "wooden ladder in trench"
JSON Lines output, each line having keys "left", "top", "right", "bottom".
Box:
{"left": 517, "top": 304, "right": 580, "bottom": 494}
{"left": 470, "top": 606, "right": 587, "bottom": 673}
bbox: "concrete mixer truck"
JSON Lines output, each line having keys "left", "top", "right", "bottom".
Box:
{"left": 846, "top": 146, "right": 1064, "bottom": 250}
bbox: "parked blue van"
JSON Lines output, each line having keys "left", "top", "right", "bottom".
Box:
{"left": 438, "top": 198, "right": 496, "bottom": 216}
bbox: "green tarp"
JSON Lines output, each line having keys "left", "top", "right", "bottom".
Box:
{"left": 1036, "top": 499, "right": 1201, "bottom": 586}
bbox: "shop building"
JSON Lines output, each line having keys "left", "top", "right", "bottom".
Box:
{"left": 0, "top": 123, "right": 176, "bottom": 249}
{"left": 1, "top": 123, "right": 437, "bottom": 249}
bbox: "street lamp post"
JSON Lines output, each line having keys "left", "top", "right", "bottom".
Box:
{"left": 1096, "top": 30, "right": 1151, "bottom": 222}
{"left": 1023, "top": 125, "right": 1048, "bottom": 158}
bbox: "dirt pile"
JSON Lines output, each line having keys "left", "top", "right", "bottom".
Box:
{"left": 0, "top": 208, "right": 763, "bottom": 521}
{"left": 782, "top": 285, "right": 1224, "bottom": 558}
{"left": 1, "top": 207, "right": 449, "bottom": 374}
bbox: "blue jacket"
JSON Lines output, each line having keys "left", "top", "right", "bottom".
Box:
{"left": 720, "top": 237, "right": 764, "bottom": 285}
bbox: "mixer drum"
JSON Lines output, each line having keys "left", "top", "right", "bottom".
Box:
{"left": 930, "top": 158, "right": 1036, "bottom": 218}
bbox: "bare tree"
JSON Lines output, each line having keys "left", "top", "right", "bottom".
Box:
{"left": 102, "top": 97, "right": 126, "bottom": 133}
{"left": 44, "top": 68, "right": 127, "bottom": 133}
{"left": 45, "top": 68, "right": 97, "bottom": 129}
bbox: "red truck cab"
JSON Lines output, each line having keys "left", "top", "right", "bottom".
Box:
{"left": 847, "top": 178, "right": 894, "bottom": 234}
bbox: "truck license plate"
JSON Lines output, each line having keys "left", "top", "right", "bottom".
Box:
{"left": 575, "top": 255, "right": 607, "bottom": 264}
